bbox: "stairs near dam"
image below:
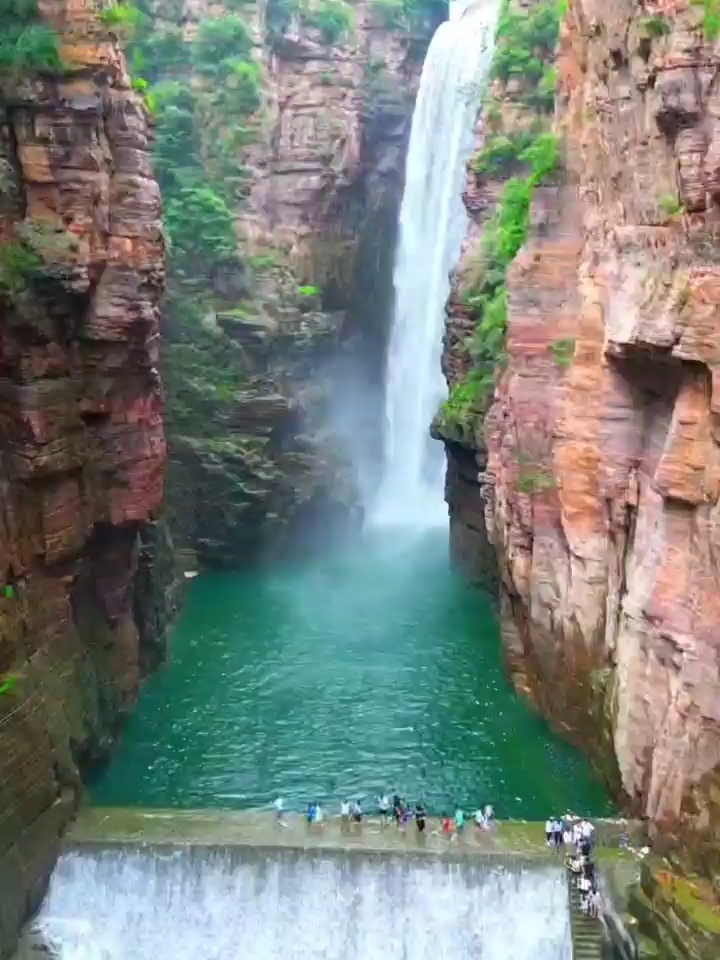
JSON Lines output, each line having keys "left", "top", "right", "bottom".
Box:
{"left": 568, "top": 873, "right": 603, "bottom": 960}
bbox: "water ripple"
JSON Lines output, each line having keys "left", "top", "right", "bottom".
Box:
{"left": 93, "top": 529, "right": 614, "bottom": 818}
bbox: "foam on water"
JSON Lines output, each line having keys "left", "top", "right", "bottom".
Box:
{"left": 35, "top": 848, "right": 571, "bottom": 960}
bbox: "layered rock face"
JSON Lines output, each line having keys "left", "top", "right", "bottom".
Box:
{"left": 434, "top": 0, "right": 558, "bottom": 589}
{"left": 147, "top": 0, "right": 432, "bottom": 564}
{"left": 0, "top": 1, "right": 171, "bottom": 952}
{"left": 441, "top": 0, "right": 720, "bottom": 871}
{"left": 487, "top": 0, "right": 720, "bottom": 837}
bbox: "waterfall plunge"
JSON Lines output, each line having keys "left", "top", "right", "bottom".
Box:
{"left": 33, "top": 848, "right": 572, "bottom": 960}
{"left": 373, "top": 0, "right": 500, "bottom": 528}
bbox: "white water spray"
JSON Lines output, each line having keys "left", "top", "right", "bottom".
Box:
{"left": 32, "top": 848, "right": 572, "bottom": 960}
{"left": 373, "top": 0, "right": 500, "bottom": 527}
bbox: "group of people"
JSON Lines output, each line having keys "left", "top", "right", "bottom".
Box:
{"left": 545, "top": 815, "right": 595, "bottom": 850}
{"left": 545, "top": 815, "right": 603, "bottom": 919}
{"left": 273, "top": 795, "right": 497, "bottom": 838}
{"left": 442, "top": 804, "right": 496, "bottom": 836}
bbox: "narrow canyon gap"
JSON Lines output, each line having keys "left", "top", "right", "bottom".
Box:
{"left": 90, "top": 0, "right": 611, "bottom": 825}
{"left": 4, "top": 0, "right": 720, "bottom": 958}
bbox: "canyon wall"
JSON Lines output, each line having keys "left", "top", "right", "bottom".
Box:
{"left": 492, "top": 0, "right": 720, "bottom": 846}
{"left": 439, "top": 0, "right": 720, "bottom": 945}
{"left": 0, "top": 1, "right": 173, "bottom": 953}
{"left": 140, "top": 0, "right": 437, "bottom": 565}
{"left": 0, "top": 0, "right": 436, "bottom": 951}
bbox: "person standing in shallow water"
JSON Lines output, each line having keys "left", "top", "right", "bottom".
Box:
{"left": 415, "top": 803, "right": 426, "bottom": 835}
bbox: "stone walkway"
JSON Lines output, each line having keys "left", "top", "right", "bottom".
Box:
{"left": 567, "top": 871, "right": 603, "bottom": 960}
{"left": 67, "top": 807, "right": 640, "bottom": 864}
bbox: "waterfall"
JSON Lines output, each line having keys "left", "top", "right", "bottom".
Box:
{"left": 32, "top": 848, "right": 572, "bottom": 960}
{"left": 373, "top": 0, "right": 500, "bottom": 527}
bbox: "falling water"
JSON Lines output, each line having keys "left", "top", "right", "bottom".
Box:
{"left": 374, "top": 0, "right": 500, "bottom": 526}
{"left": 32, "top": 848, "right": 572, "bottom": 960}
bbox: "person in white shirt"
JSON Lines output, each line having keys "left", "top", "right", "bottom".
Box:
{"left": 572, "top": 820, "right": 583, "bottom": 848}
{"left": 545, "top": 819, "right": 553, "bottom": 846}
{"left": 273, "top": 797, "right": 284, "bottom": 826}
{"left": 340, "top": 800, "right": 350, "bottom": 831}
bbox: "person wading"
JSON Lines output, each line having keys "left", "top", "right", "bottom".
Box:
{"left": 415, "top": 803, "right": 426, "bottom": 835}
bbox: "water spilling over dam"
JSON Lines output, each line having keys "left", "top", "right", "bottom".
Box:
{"left": 33, "top": 846, "right": 572, "bottom": 960}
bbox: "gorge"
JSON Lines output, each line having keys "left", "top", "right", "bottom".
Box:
{"left": 2, "top": 0, "right": 720, "bottom": 958}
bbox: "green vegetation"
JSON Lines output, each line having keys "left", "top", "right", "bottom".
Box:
{"left": 519, "top": 131, "right": 561, "bottom": 180}
{"left": 0, "top": 216, "right": 79, "bottom": 306}
{"left": 658, "top": 193, "right": 684, "bottom": 218}
{"left": 0, "top": 240, "right": 41, "bottom": 296}
{"left": 472, "top": 131, "right": 536, "bottom": 176}
{"left": 248, "top": 251, "right": 281, "bottom": 273}
{"left": 483, "top": 101, "right": 502, "bottom": 129}
{"left": 99, "top": 0, "right": 144, "bottom": 36}
{"left": 300, "top": 0, "right": 355, "bottom": 42}
{"left": 0, "top": 0, "right": 61, "bottom": 76}
{"left": 640, "top": 14, "right": 670, "bottom": 37}
{"left": 549, "top": 337, "right": 575, "bottom": 368}
{"left": 191, "top": 15, "right": 253, "bottom": 70}
{"left": 489, "top": 0, "right": 563, "bottom": 85}
{"left": 0, "top": 674, "right": 18, "bottom": 697}
{"left": 701, "top": 0, "right": 720, "bottom": 41}
{"left": 525, "top": 64, "right": 557, "bottom": 113}
{"left": 117, "top": 6, "right": 268, "bottom": 417}
{"left": 124, "top": 9, "right": 264, "bottom": 289}
{"left": 473, "top": 129, "right": 560, "bottom": 179}
{"left": 438, "top": 368, "right": 495, "bottom": 435}
{"left": 439, "top": 1, "right": 564, "bottom": 439}
{"left": 369, "top": 0, "right": 448, "bottom": 32}
{"left": 165, "top": 185, "right": 238, "bottom": 281}
{"left": 266, "top": 0, "right": 446, "bottom": 42}
{"left": 517, "top": 463, "right": 555, "bottom": 494}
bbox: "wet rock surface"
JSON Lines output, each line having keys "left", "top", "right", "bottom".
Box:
{"left": 478, "top": 0, "right": 720, "bottom": 926}
{"left": 486, "top": 0, "right": 720, "bottom": 834}
{"left": 0, "top": 2, "right": 175, "bottom": 953}
{"left": 158, "top": 0, "right": 429, "bottom": 564}
{"left": 439, "top": 2, "right": 720, "bottom": 952}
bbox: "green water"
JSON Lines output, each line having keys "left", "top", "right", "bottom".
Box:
{"left": 93, "top": 528, "right": 614, "bottom": 818}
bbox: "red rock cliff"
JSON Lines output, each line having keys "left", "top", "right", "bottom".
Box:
{"left": 0, "top": 0, "right": 167, "bottom": 948}
{"left": 484, "top": 0, "right": 720, "bottom": 848}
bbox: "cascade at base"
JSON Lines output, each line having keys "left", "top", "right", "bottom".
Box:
{"left": 30, "top": 846, "right": 571, "bottom": 960}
